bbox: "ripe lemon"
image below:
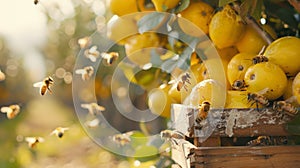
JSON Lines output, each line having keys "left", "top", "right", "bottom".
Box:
{"left": 148, "top": 84, "right": 174, "bottom": 118}
{"left": 283, "top": 77, "right": 294, "bottom": 100}
{"left": 244, "top": 62, "right": 287, "bottom": 100}
{"left": 151, "top": 0, "right": 180, "bottom": 12}
{"left": 225, "top": 90, "right": 258, "bottom": 108}
{"left": 209, "top": 5, "right": 246, "bottom": 49}
{"left": 292, "top": 72, "right": 300, "bottom": 104}
{"left": 235, "top": 24, "right": 268, "bottom": 54}
{"left": 184, "top": 79, "right": 226, "bottom": 108}
{"left": 124, "top": 32, "right": 161, "bottom": 66}
{"left": 106, "top": 15, "right": 138, "bottom": 45}
{"left": 110, "top": 0, "right": 154, "bottom": 16}
{"left": 264, "top": 36, "right": 300, "bottom": 76}
{"left": 217, "top": 46, "right": 239, "bottom": 62}
{"left": 227, "top": 53, "right": 255, "bottom": 86}
{"left": 179, "top": 1, "right": 214, "bottom": 34}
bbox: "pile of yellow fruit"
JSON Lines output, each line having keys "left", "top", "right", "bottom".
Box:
{"left": 108, "top": 0, "right": 300, "bottom": 118}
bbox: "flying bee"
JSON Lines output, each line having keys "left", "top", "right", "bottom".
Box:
{"left": 247, "top": 136, "right": 288, "bottom": 146}
{"left": 273, "top": 96, "right": 298, "bottom": 117}
{"left": 231, "top": 79, "right": 248, "bottom": 91}
{"left": 85, "top": 118, "right": 100, "bottom": 128}
{"left": 247, "top": 88, "right": 270, "bottom": 110}
{"left": 160, "top": 129, "right": 185, "bottom": 145}
{"left": 75, "top": 66, "right": 94, "bottom": 81}
{"left": 177, "top": 72, "right": 191, "bottom": 91}
{"left": 34, "top": 0, "right": 39, "bottom": 5}
{"left": 25, "top": 137, "right": 44, "bottom": 148}
{"left": 100, "top": 52, "right": 119, "bottom": 66}
{"left": 112, "top": 131, "right": 133, "bottom": 146}
{"left": 50, "top": 127, "right": 69, "bottom": 138}
{"left": 84, "top": 45, "right": 100, "bottom": 62}
{"left": 78, "top": 36, "right": 90, "bottom": 49}
{"left": 195, "top": 101, "right": 211, "bottom": 129}
{"left": 33, "top": 76, "right": 54, "bottom": 96}
{"left": 1, "top": 104, "right": 21, "bottom": 119}
{"left": 81, "top": 103, "right": 105, "bottom": 115}
{"left": 0, "top": 69, "right": 5, "bottom": 81}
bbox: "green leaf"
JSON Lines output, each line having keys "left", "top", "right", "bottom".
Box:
{"left": 137, "top": 12, "right": 166, "bottom": 34}
{"left": 174, "top": 0, "right": 190, "bottom": 13}
{"left": 218, "top": 0, "right": 237, "bottom": 7}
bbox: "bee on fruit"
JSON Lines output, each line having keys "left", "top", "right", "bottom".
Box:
{"left": 84, "top": 45, "right": 100, "bottom": 62}
{"left": 81, "top": 103, "right": 105, "bottom": 115}
{"left": 231, "top": 79, "right": 248, "bottom": 90}
{"left": 50, "top": 127, "right": 69, "bottom": 138}
{"left": 177, "top": 72, "right": 191, "bottom": 91}
{"left": 33, "top": 76, "right": 54, "bottom": 96}
{"left": 112, "top": 131, "right": 133, "bottom": 146}
{"left": 252, "top": 55, "right": 269, "bottom": 64}
{"left": 101, "top": 52, "right": 119, "bottom": 66}
{"left": 247, "top": 88, "right": 270, "bottom": 110}
{"left": 273, "top": 96, "right": 298, "bottom": 117}
{"left": 195, "top": 101, "right": 211, "bottom": 130}
{"left": 75, "top": 66, "right": 94, "bottom": 81}
{"left": 25, "top": 137, "right": 44, "bottom": 148}
{"left": 1, "top": 104, "right": 21, "bottom": 119}
{"left": 160, "top": 129, "right": 185, "bottom": 145}
{"left": 247, "top": 136, "right": 288, "bottom": 146}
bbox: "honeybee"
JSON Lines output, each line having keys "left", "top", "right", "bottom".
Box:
{"left": 0, "top": 69, "right": 5, "bottom": 81}
{"left": 25, "top": 137, "right": 44, "bottom": 148}
{"left": 1, "top": 104, "right": 21, "bottom": 119}
{"left": 75, "top": 66, "right": 94, "bottom": 81}
{"left": 247, "top": 136, "right": 288, "bottom": 146}
{"left": 34, "top": 0, "right": 39, "bottom": 5}
{"left": 78, "top": 36, "right": 90, "bottom": 49}
{"left": 247, "top": 88, "right": 269, "bottom": 110}
{"left": 252, "top": 55, "right": 269, "bottom": 64}
{"left": 85, "top": 118, "right": 100, "bottom": 128}
{"left": 160, "top": 130, "right": 185, "bottom": 143}
{"left": 50, "top": 127, "right": 69, "bottom": 138}
{"left": 177, "top": 73, "right": 191, "bottom": 91}
{"left": 231, "top": 79, "right": 248, "bottom": 90}
{"left": 33, "top": 76, "right": 54, "bottom": 96}
{"left": 100, "top": 52, "right": 119, "bottom": 66}
{"left": 84, "top": 45, "right": 100, "bottom": 62}
{"left": 273, "top": 96, "right": 298, "bottom": 117}
{"left": 112, "top": 131, "right": 133, "bottom": 146}
{"left": 194, "top": 101, "right": 211, "bottom": 129}
{"left": 81, "top": 103, "right": 105, "bottom": 115}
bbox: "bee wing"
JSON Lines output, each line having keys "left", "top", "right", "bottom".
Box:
{"left": 86, "top": 118, "right": 100, "bottom": 127}
{"left": 38, "top": 137, "right": 45, "bottom": 142}
{"left": 75, "top": 69, "right": 85, "bottom": 75}
{"left": 89, "top": 46, "right": 98, "bottom": 53}
{"left": 50, "top": 129, "right": 57, "bottom": 136}
{"left": 33, "top": 82, "right": 43, "bottom": 88}
{"left": 25, "top": 137, "right": 36, "bottom": 143}
{"left": 257, "top": 87, "right": 269, "bottom": 95}
{"left": 62, "top": 127, "right": 69, "bottom": 131}
{"left": 285, "top": 96, "right": 297, "bottom": 103}
{"left": 1, "top": 107, "right": 11, "bottom": 113}
{"left": 96, "top": 105, "right": 106, "bottom": 111}
{"left": 88, "top": 55, "right": 97, "bottom": 62}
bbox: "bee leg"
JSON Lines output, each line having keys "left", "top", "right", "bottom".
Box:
{"left": 47, "top": 87, "right": 53, "bottom": 94}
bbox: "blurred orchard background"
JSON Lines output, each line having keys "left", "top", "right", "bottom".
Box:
{"left": 0, "top": 0, "right": 140, "bottom": 167}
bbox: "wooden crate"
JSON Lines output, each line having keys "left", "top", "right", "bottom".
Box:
{"left": 170, "top": 104, "right": 300, "bottom": 167}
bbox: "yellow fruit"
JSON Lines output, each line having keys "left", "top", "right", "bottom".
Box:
{"left": 125, "top": 32, "right": 161, "bottom": 66}
{"left": 235, "top": 24, "right": 268, "bottom": 54}
{"left": 264, "top": 36, "right": 300, "bottom": 76}
{"left": 106, "top": 15, "right": 138, "bottom": 45}
{"left": 110, "top": 0, "right": 154, "bottom": 16}
{"left": 184, "top": 79, "right": 226, "bottom": 108}
{"left": 225, "top": 90, "right": 257, "bottom": 108}
{"left": 217, "top": 46, "right": 239, "bottom": 62}
{"left": 244, "top": 62, "right": 287, "bottom": 100}
{"left": 227, "top": 53, "right": 255, "bottom": 86}
{"left": 148, "top": 84, "right": 174, "bottom": 118}
{"left": 209, "top": 5, "right": 246, "bottom": 49}
{"left": 292, "top": 72, "right": 300, "bottom": 104}
{"left": 151, "top": 0, "right": 180, "bottom": 12}
{"left": 179, "top": 1, "right": 214, "bottom": 34}
{"left": 283, "top": 77, "right": 294, "bottom": 100}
